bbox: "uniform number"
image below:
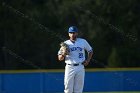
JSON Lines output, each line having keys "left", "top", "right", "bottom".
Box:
{"left": 79, "top": 53, "right": 83, "bottom": 58}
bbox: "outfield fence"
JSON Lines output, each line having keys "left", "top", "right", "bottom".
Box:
{"left": 0, "top": 68, "right": 140, "bottom": 93}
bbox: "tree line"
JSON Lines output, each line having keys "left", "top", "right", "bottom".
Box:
{"left": 0, "top": 0, "right": 139, "bottom": 69}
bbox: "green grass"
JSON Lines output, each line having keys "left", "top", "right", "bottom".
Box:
{"left": 56, "top": 91, "right": 140, "bottom": 93}
{"left": 84, "top": 91, "right": 140, "bottom": 93}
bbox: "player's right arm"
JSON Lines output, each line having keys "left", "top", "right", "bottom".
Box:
{"left": 58, "top": 41, "right": 68, "bottom": 61}
{"left": 58, "top": 48, "right": 66, "bottom": 61}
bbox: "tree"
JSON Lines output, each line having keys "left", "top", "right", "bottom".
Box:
{"left": 108, "top": 47, "right": 122, "bottom": 67}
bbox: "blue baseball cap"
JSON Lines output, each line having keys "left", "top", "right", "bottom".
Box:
{"left": 68, "top": 26, "right": 78, "bottom": 33}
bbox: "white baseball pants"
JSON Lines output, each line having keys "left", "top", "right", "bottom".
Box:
{"left": 64, "top": 64, "right": 85, "bottom": 93}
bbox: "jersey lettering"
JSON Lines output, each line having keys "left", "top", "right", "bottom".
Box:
{"left": 79, "top": 53, "right": 83, "bottom": 58}
{"left": 70, "top": 47, "right": 82, "bottom": 52}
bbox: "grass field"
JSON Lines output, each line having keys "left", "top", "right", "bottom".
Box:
{"left": 57, "top": 91, "right": 140, "bottom": 93}
{"left": 84, "top": 91, "right": 140, "bottom": 93}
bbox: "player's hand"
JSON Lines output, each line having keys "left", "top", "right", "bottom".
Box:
{"left": 58, "top": 54, "right": 65, "bottom": 61}
{"left": 83, "top": 60, "right": 90, "bottom": 66}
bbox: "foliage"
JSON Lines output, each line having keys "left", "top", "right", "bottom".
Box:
{"left": 0, "top": 0, "right": 139, "bottom": 69}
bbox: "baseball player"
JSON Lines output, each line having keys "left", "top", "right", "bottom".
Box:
{"left": 58, "top": 26, "right": 93, "bottom": 93}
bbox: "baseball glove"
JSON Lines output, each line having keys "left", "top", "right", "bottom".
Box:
{"left": 59, "top": 42, "right": 69, "bottom": 56}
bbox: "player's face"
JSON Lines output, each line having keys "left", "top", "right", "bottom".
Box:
{"left": 68, "top": 32, "right": 78, "bottom": 40}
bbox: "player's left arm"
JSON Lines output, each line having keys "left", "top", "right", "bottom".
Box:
{"left": 83, "top": 50, "right": 93, "bottom": 66}
{"left": 83, "top": 39, "right": 93, "bottom": 66}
